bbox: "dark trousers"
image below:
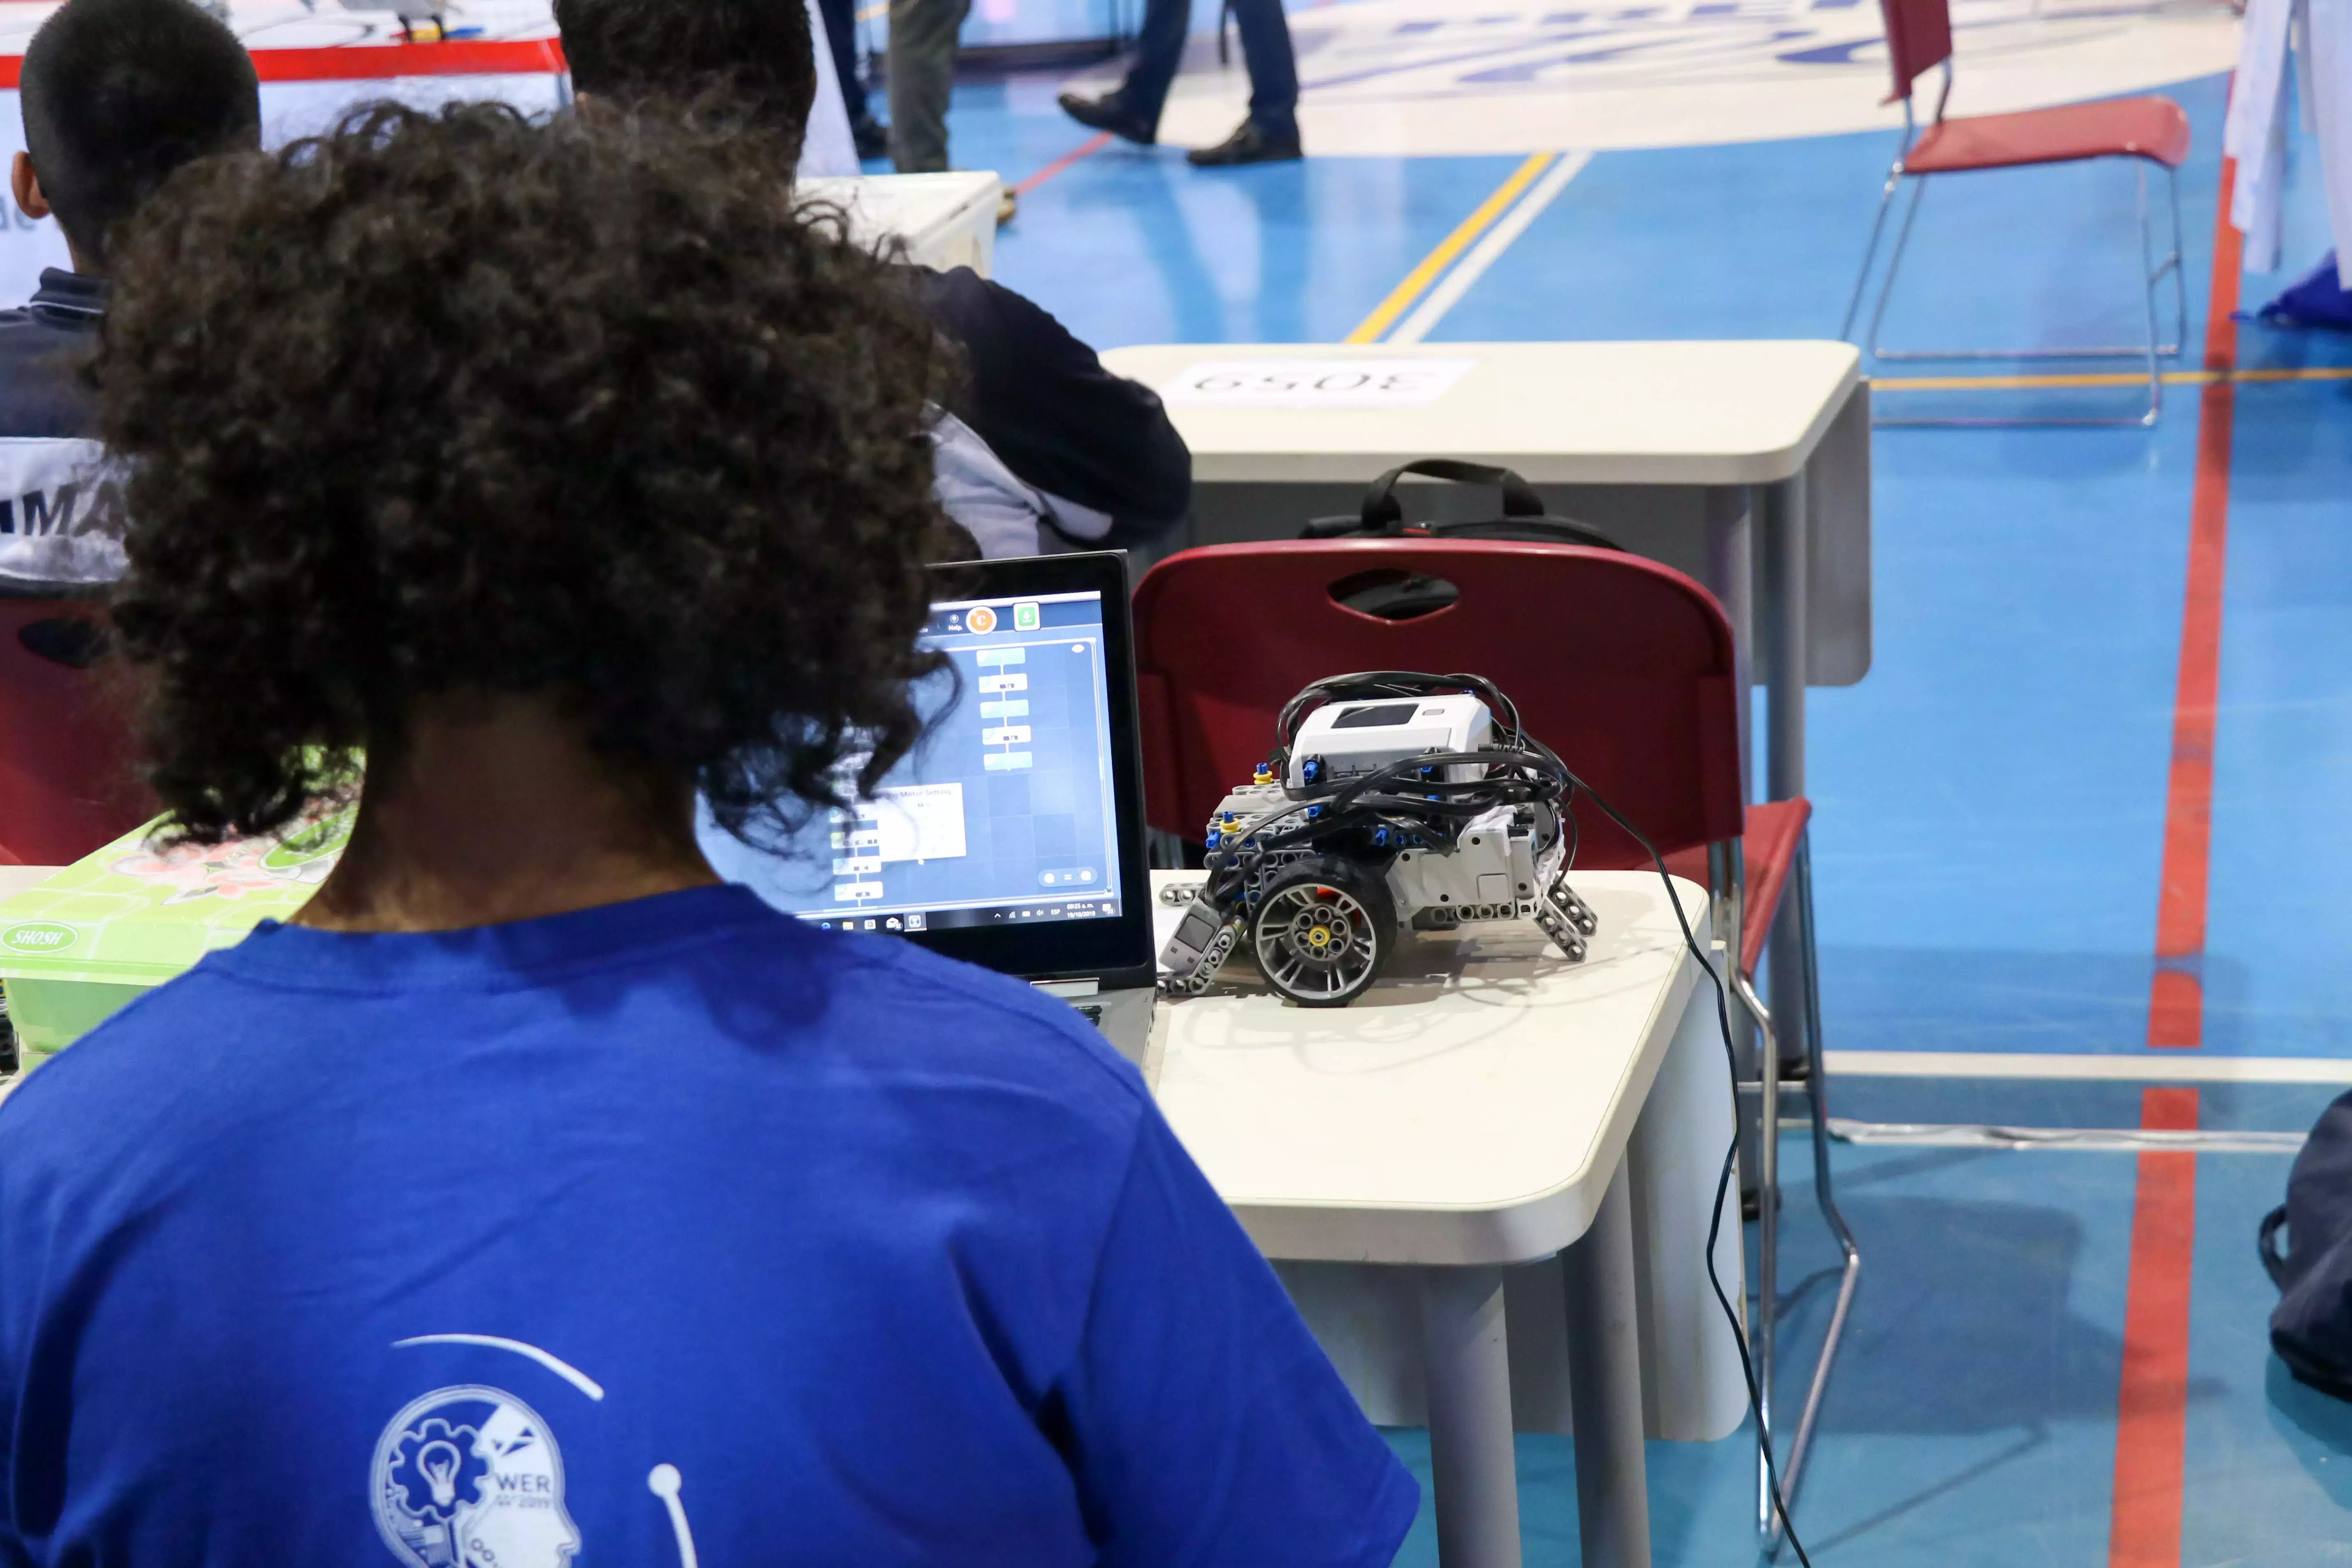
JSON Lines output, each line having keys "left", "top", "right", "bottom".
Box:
{"left": 888, "top": 0, "right": 970, "bottom": 171}
{"left": 816, "top": 0, "right": 870, "bottom": 125}
{"left": 1119, "top": 0, "right": 1297, "bottom": 143}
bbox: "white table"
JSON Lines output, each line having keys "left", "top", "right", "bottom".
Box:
{"left": 1148, "top": 869, "right": 1746, "bottom": 1568}
{"left": 0, "top": 867, "right": 52, "bottom": 900}
{"left": 1108, "top": 340, "right": 1869, "bottom": 1065}
{"left": 0, "top": 866, "right": 55, "bottom": 1097}
{"left": 799, "top": 171, "right": 1002, "bottom": 278}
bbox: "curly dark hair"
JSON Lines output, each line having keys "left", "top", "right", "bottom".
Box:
{"left": 97, "top": 99, "right": 961, "bottom": 845}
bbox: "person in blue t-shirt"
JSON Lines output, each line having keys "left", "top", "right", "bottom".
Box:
{"left": 0, "top": 102, "right": 1418, "bottom": 1566}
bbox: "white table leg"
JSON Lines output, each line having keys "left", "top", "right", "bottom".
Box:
{"left": 1562, "top": 1159, "right": 1652, "bottom": 1568}
{"left": 1759, "top": 465, "right": 1815, "bottom": 1094}
{"left": 1703, "top": 487, "right": 1756, "bottom": 800}
{"left": 1758, "top": 469, "right": 1808, "bottom": 803}
{"left": 1419, "top": 1266, "right": 1521, "bottom": 1568}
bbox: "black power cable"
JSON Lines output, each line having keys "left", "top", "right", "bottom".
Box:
{"left": 1566, "top": 771, "right": 1817, "bottom": 1568}
{"left": 1242, "top": 673, "right": 1818, "bottom": 1566}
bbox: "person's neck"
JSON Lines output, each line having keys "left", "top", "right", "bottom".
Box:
{"left": 294, "top": 696, "right": 720, "bottom": 934}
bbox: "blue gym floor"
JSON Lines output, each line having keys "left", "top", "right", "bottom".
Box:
{"left": 915, "top": 21, "right": 2352, "bottom": 1561}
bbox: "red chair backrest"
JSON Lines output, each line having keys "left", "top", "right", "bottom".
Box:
{"left": 0, "top": 599, "right": 150, "bottom": 867}
{"left": 1132, "top": 540, "right": 1744, "bottom": 870}
{"left": 1879, "top": 0, "right": 1954, "bottom": 105}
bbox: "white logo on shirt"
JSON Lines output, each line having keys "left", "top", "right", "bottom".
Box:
{"left": 371, "top": 1385, "right": 581, "bottom": 1568}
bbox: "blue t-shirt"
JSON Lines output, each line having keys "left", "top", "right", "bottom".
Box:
{"left": 0, "top": 886, "right": 1417, "bottom": 1567}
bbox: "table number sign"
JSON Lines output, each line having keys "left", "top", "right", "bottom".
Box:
{"left": 1161, "top": 359, "right": 1478, "bottom": 408}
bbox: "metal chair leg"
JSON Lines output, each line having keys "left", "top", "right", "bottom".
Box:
{"left": 1871, "top": 161, "right": 2185, "bottom": 363}
{"left": 1763, "top": 832, "right": 1861, "bottom": 1549}
{"left": 1870, "top": 156, "right": 2186, "bottom": 428}
{"left": 2167, "top": 166, "right": 2188, "bottom": 354}
{"left": 1864, "top": 174, "right": 1929, "bottom": 363}
{"left": 1719, "top": 833, "right": 1860, "bottom": 1548}
{"left": 2136, "top": 162, "right": 2162, "bottom": 427}
{"left": 1838, "top": 164, "right": 1906, "bottom": 342}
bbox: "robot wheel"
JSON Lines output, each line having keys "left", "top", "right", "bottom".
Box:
{"left": 1250, "top": 856, "right": 1397, "bottom": 1008}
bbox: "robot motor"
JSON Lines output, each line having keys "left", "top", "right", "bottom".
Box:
{"left": 1157, "top": 673, "right": 1599, "bottom": 1007}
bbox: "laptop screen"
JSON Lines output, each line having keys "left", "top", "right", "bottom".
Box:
{"left": 696, "top": 553, "right": 1153, "bottom": 985}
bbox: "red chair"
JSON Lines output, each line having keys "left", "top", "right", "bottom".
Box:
{"left": 1133, "top": 539, "right": 1859, "bottom": 1536}
{"left": 1838, "top": 0, "right": 2190, "bottom": 426}
{"left": 0, "top": 597, "right": 150, "bottom": 867}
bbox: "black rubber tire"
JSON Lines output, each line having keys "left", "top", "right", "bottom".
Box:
{"left": 1250, "top": 855, "right": 1397, "bottom": 1008}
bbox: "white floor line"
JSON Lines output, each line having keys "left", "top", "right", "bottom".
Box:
{"left": 1827, "top": 1050, "right": 2352, "bottom": 1084}
{"left": 1384, "top": 150, "right": 1591, "bottom": 345}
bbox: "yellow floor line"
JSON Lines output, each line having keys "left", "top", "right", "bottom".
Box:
{"left": 1875, "top": 365, "right": 2352, "bottom": 392}
{"left": 1345, "top": 153, "right": 1556, "bottom": 345}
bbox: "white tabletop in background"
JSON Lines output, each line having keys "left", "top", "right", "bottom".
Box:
{"left": 1148, "top": 867, "right": 1707, "bottom": 1267}
{"left": 800, "top": 171, "right": 1000, "bottom": 227}
{"left": 0, "top": 867, "right": 56, "bottom": 902}
{"left": 798, "top": 171, "right": 1002, "bottom": 273}
{"left": 1101, "top": 340, "right": 1862, "bottom": 487}
{"left": 0, "top": 867, "right": 60, "bottom": 1099}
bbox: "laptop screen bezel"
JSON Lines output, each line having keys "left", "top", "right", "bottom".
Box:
{"left": 819, "top": 550, "right": 1157, "bottom": 988}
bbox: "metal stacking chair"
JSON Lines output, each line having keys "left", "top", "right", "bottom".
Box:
{"left": 1131, "top": 538, "right": 1860, "bottom": 1540}
{"left": 0, "top": 595, "right": 149, "bottom": 867}
{"left": 1840, "top": 0, "right": 2190, "bottom": 426}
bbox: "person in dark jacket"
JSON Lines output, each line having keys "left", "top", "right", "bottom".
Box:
{"left": 552, "top": 0, "right": 1193, "bottom": 555}
{"left": 0, "top": 0, "right": 260, "bottom": 592}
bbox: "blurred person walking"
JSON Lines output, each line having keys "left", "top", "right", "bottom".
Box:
{"left": 1057, "top": 0, "right": 1300, "bottom": 166}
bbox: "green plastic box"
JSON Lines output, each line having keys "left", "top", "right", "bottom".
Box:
{"left": 0, "top": 809, "right": 352, "bottom": 1062}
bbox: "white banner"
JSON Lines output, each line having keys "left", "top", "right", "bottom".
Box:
{"left": 0, "top": 0, "right": 857, "bottom": 309}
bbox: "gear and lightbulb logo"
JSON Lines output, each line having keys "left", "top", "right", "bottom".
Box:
{"left": 372, "top": 1386, "right": 581, "bottom": 1568}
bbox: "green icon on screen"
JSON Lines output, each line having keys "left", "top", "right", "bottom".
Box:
{"left": 1014, "top": 602, "right": 1040, "bottom": 631}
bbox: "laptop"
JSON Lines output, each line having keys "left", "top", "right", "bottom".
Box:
{"left": 698, "top": 551, "right": 1159, "bottom": 1066}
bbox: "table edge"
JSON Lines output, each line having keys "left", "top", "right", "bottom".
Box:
{"left": 1215, "top": 927, "right": 1706, "bottom": 1267}
{"left": 1105, "top": 342, "right": 1864, "bottom": 486}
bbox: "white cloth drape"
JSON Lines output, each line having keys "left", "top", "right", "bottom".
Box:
{"left": 797, "top": 0, "right": 861, "bottom": 178}
{"left": 2227, "top": 0, "right": 2352, "bottom": 286}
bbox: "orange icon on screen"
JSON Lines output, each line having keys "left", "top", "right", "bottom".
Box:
{"left": 966, "top": 606, "right": 998, "bottom": 634}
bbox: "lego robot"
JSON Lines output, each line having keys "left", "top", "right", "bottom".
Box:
{"left": 1157, "top": 672, "right": 1599, "bottom": 1008}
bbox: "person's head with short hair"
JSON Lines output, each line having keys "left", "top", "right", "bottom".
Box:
{"left": 96, "top": 101, "right": 957, "bottom": 902}
{"left": 14, "top": 0, "right": 260, "bottom": 271}
{"left": 553, "top": 0, "right": 816, "bottom": 156}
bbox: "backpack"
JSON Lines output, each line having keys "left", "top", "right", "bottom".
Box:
{"left": 2262, "top": 1089, "right": 2352, "bottom": 1398}
{"left": 1302, "top": 460, "right": 1620, "bottom": 621}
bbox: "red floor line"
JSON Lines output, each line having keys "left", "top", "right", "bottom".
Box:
{"left": 1013, "top": 133, "right": 1113, "bottom": 197}
{"left": 2148, "top": 155, "right": 2244, "bottom": 1049}
{"left": 2107, "top": 1086, "right": 2200, "bottom": 1568}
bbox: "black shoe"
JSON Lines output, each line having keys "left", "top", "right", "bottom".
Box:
{"left": 1186, "top": 119, "right": 1302, "bottom": 167}
{"left": 1057, "top": 90, "right": 1155, "bottom": 145}
{"left": 851, "top": 113, "right": 890, "bottom": 161}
